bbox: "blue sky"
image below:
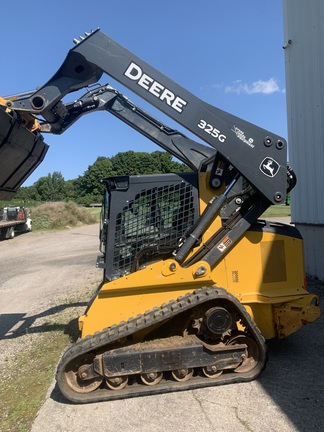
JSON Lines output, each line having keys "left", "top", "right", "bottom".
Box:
{"left": 1, "top": 1, "right": 287, "bottom": 186}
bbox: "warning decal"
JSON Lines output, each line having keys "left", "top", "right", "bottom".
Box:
{"left": 217, "top": 236, "right": 233, "bottom": 253}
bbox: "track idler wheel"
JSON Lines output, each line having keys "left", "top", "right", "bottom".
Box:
{"left": 64, "top": 354, "right": 103, "bottom": 394}
{"left": 226, "top": 334, "right": 260, "bottom": 373}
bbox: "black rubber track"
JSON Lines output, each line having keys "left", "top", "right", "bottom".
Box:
{"left": 56, "top": 286, "right": 267, "bottom": 403}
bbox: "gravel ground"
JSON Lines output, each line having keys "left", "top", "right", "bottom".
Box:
{"left": 0, "top": 224, "right": 102, "bottom": 367}
{"left": 0, "top": 221, "right": 323, "bottom": 432}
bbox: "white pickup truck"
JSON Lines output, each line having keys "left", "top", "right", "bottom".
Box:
{"left": 0, "top": 206, "right": 32, "bottom": 239}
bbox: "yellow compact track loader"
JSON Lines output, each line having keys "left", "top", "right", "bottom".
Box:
{"left": 0, "top": 29, "right": 320, "bottom": 403}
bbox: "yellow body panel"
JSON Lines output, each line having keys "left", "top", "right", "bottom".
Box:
{"left": 79, "top": 173, "right": 320, "bottom": 339}
{"left": 79, "top": 228, "right": 319, "bottom": 339}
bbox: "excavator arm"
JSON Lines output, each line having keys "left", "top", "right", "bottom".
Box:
{"left": 1, "top": 28, "right": 288, "bottom": 205}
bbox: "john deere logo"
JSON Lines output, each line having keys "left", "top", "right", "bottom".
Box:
{"left": 259, "top": 157, "right": 280, "bottom": 178}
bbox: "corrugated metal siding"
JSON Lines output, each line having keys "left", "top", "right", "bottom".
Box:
{"left": 299, "top": 226, "right": 324, "bottom": 279}
{"left": 283, "top": 0, "right": 324, "bottom": 224}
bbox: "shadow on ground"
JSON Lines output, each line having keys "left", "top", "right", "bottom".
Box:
{"left": 0, "top": 302, "right": 87, "bottom": 341}
{"left": 44, "top": 287, "right": 324, "bottom": 432}
{"left": 260, "top": 283, "right": 324, "bottom": 432}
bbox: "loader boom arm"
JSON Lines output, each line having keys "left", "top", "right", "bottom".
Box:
{"left": 43, "top": 84, "right": 216, "bottom": 172}
{"left": 4, "top": 29, "right": 288, "bottom": 205}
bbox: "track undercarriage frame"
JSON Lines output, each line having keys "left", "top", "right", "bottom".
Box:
{"left": 57, "top": 287, "right": 267, "bottom": 403}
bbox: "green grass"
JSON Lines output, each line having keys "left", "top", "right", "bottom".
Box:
{"left": 0, "top": 291, "right": 93, "bottom": 432}
{"left": 84, "top": 206, "right": 101, "bottom": 219}
{"left": 0, "top": 332, "right": 70, "bottom": 432}
{"left": 262, "top": 204, "right": 291, "bottom": 218}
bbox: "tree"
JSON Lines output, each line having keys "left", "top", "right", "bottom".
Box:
{"left": 76, "top": 156, "right": 114, "bottom": 201}
{"left": 16, "top": 185, "right": 40, "bottom": 202}
{"left": 110, "top": 151, "right": 190, "bottom": 175}
{"left": 110, "top": 151, "right": 156, "bottom": 175}
{"left": 34, "top": 171, "right": 67, "bottom": 201}
{"left": 14, "top": 151, "right": 191, "bottom": 204}
{"left": 64, "top": 179, "right": 78, "bottom": 201}
{"left": 150, "top": 151, "right": 190, "bottom": 173}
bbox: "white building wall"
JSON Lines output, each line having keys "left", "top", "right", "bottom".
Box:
{"left": 283, "top": 0, "right": 324, "bottom": 278}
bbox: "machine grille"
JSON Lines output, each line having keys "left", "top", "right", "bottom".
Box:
{"left": 113, "top": 182, "right": 196, "bottom": 275}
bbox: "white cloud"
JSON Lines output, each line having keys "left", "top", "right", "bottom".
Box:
{"left": 225, "top": 78, "right": 281, "bottom": 95}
